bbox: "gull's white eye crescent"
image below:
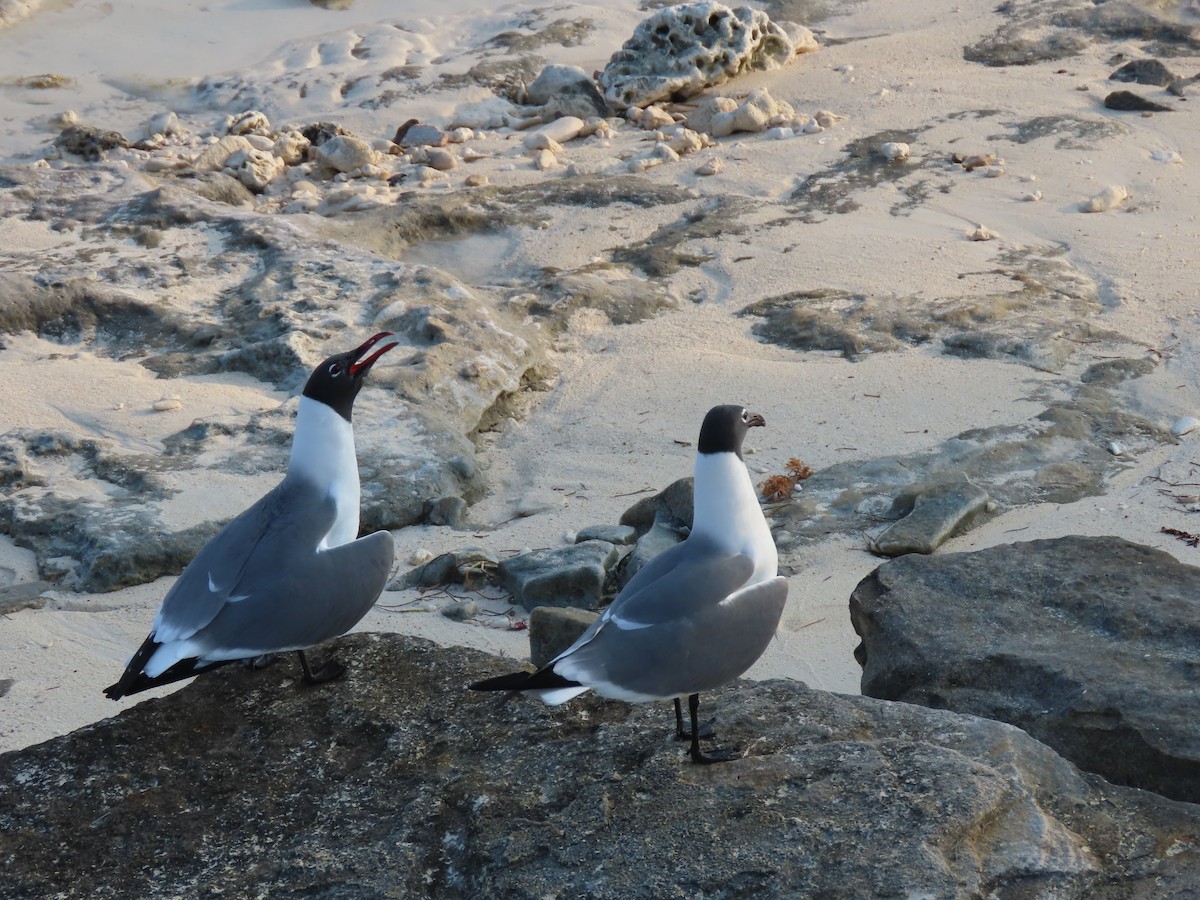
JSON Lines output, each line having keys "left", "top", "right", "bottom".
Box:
{"left": 328, "top": 362, "right": 343, "bottom": 377}
{"left": 741, "top": 409, "right": 750, "bottom": 422}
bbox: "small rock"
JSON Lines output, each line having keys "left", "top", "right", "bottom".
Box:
{"left": 522, "top": 133, "right": 564, "bottom": 154}
{"left": 1104, "top": 90, "right": 1172, "bottom": 112}
{"left": 1171, "top": 416, "right": 1200, "bottom": 437}
{"left": 464, "top": 173, "right": 489, "bottom": 187}
{"left": 872, "top": 475, "right": 991, "bottom": 556}
{"left": 637, "top": 106, "right": 675, "bottom": 130}
{"left": 191, "top": 135, "right": 256, "bottom": 171}
{"left": 395, "top": 123, "right": 447, "bottom": 147}
{"left": 152, "top": 397, "right": 183, "bottom": 412}
{"left": 497, "top": 541, "right": 619, "bottom": 609}
{"left": 880, "top": 141, "right": 909, "bottom": 161}
{"left": 1109, "top": 59, "right": 1176, "bottom": 87}
{"left": 440, "top": 600, "right": 479, "bottom": 621}
{"left": 767, "top": 126, "right": 794, "bottom": 140}
{"left": 622, "top": 518, "right": 684, "bottom": 583}
{"left": 395, "top": 547, "right": 499, "bottom": 589}
{"left": 1082, "top": 185, "right": 1129, "bottom": 213}
{"left": 273, "top": 130, "right": 311, "bottom": 165}
{"left": 225, "top": 110, "right": 272, "bottom": 137}
{"left": 425, "top": 496, "right": 467, "bottom": 527}
{"left": 523, "top": 115, "right": 585, "bottom": 146}
{"left": 54, "top": 124, "right": 129, "bottom": 161}
{"left": 529, "top": 606, "right": 599, "bottom": 667}
{"left": 426, "top": 148, "right": 458, "bottom": 171}
{"left": 969, "top": 225, "right": 997, "bottom": 241}
{"left": 225, "top": 147, "right": 284, "bottom": 192}
{"left": 407, "top": 549, "right": 433, "bottom": 566}
{"left": 532, "top": 149, "right": 557, "bottom": 171}
{"left": 1151, "top": 149, "right": 1183, "bottom": 164}
{"left": 696, "top": 158, "right": 724, "bottom": 176}
{"left": 314, "top": 135, "right": 378, "bottom": 174}
{"left": 575, "top": 524, "right": 638, "bottom": 546}
{"left": 525, "top": 65, "right": 609, "bottom": 120}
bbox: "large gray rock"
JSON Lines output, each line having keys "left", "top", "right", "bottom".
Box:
{"left": 851, "top": 536, "right": 1200, "bottom": 803}
{"left": 1, "top": 634, "right": 1198, "bottom": 898}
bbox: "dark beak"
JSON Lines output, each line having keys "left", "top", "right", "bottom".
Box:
{"left": 350, "top": 332, "right": 399, "bottom": 377}
{"left": 747, "top": 412, "right": 766, "bottom": 428}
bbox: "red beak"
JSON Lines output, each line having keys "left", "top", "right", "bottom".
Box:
{"left": 349, "top": 332, "right": 399, "bottom": 377}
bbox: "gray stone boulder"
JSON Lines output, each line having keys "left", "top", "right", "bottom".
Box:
{"left": 851, "top": 536, "right": 1200, "bottom": 803}
{"left": 528, "top": 605, "right": 599, "bottom": 666}
{"left": 497, "top": 539, "right": 619, "bottom": 609}
{"left": 525, "top": 65, "right": 610, "bottom": 120}
{"left": 872, "top": 473, "right": 992, "bottom": 556}
{"left": 619, "top": 476, "right": 694, "bottom": 534}
{"left": 1, "top": 634, "right": 1198, "bottom": 898}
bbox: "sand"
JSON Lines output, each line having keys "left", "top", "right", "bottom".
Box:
{"left": 2, "top": 0, "right": 1199, "bottom": 754}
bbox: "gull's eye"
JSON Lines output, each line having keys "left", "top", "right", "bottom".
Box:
{"left": 741, "top": 410, "right": 749, "bottom": 422}
{"left": 328, "top": 362, "right": 343, "bottom": 377}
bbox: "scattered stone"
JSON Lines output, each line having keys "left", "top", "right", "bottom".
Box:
{"left": 225, "top": 146, "right": 284, "bottom": 192}
{"left": 532, "top": 148, "right": 557, "bottom": 171}
{"left": 1151, "top": 149, "right": 1183, "bottom": 164}
{"left": 425, "top": 148, "right": 458, "bottom": 171}
{"left": 439, "top": 599, "right": 479, "bottom": 621}
{"left": 464, "top": 173, "right": 489, "bottom": 187}
{"left": 521, "top": 132, "right": 564, "bottom": 154}
{"left": 633, "top": 106, "right": 675, "bottom": 130}
{"left": 851, "top": 536, "right": 1200, "bottom": 803}
{"left": 969, "top": 224, "right": 998, "bottom": 241}
{"left": 1082, "top": 184, "right": 1128, "bottom": 212}
{"left": 619, "top": 477, "right": 693, "bottom": 535}
{"left": 313, "top": 134, "right": 378, "bottom": 174}
{"left": 407, "top": 548, "right": 433, "bottom": 566}
{"left": 814, "top": 110, "right": 845, "bottom": 129}
{"left": 695, "top": 157, "right": 724, "bottom": 176}
{"left": 53, "top": 124, "right": 129, "bottom": 161}
{"left": 395, "top": 123, "right": 448, "bottom": 147}
{"left": 686, "top": 88, "right": 794, "bottom": 137}
{"left": 0, "top": 581, "right": 53, "bottom": 615}
{"left": 225, "top": 110, "right": 272, "bottom": 136}
{"left": 497, "top": 540, "right": 619, "bottom": 609}
{"left": 2, "top": 634, "right": 1198, "bottom": 898}
{"left": 424, "top": 495, "right": 467, "bottom": 527}
{"left": 879, "top": 141, "right": 909, "bottom": 161}
{"left": 395, "top": 547, "right": 499, "bottom": 589}
{"left": 872, "top": 475, "right": 992, "bottom": 556}
{"left": 145, "top": 111, "right": 183, "bottom": 139}
{"left": 1104, "top": 90, "right": 1172, "bottom": 112}
{"left": 151, "top": 396, "right": 182, "bottom": 412}
{"left": 598, "top": 1, "right": 795, "bottom": 109}
{"left": 1171, "top": 416, "right": 1200, "bottom": 437}
{"left": 1109, "top": 59, "right": 1176, "bottom": 87}
{"left": 622, "top": 518, "right": 684, "bottom": 583}
{"left": 575, "top": 524, "right": 638, "bottom": 546}
{"left": 298, "top": 121, "right": 348, "bottom": 146}
{"left": 525, "top": 65, "right": 610, "bottom": 120}
{"left": 191, "top": 134, "right": 257, "bottom": 171}
{"left": 529, "top": 605, "right": 599, "bottom": 666}
{"left": 272, "top": 130, "right": 310, "bottom": 165}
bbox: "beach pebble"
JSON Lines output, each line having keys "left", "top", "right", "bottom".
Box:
{"left": 525, "top": 65, "right": 609, "bottom": 120}
{"left": 969, "top": 225, "right": 998, "bottom": 241}
{"left": 408, "top": 549, "right": 434, "bottom": 566}
{"left": 396, "top": 123, "right": 448, "bottom": 147}
{"left": 958, "top": 153, "right": 996, "bottom": 171}
{"left": 814, "top": 110, "right": 845, "bottom": 129}
{"left": 1171, "top": 416, "right": 1200, "bottom": 437}
{"left": 225, "top": 110, "right": 272, "bottom": 137}
{"left": 522, "top": 133, "right": 564, "bottom": 154}
{"left": 191, "top": 135, "right": 256, "bottom": 171}
{"left": 225, "top": 147, "right": 284, "bottom": 192}
{"left": 801, "top": 120, "right": 824, "bottom": 135}
{"left": 532, "top": 149, "right": 557, "bottom": 171}
{"left": 152, "top": 396, "right": 182, "bottom": 412}
{"left": 446, "top": 127, "right": 474, "bottom": 144}
{"left": 1022, "top": 190, "right": 1043, "bottom": 202}
{"left": 273, "top": 130, "right": 310, "bottom": 165}
{"left": 686, "top": 88, "right": 794, "bottom": 137}
{"left": 50, "top": 110, "right": 78, "bottom": 131}
{"left": 1151, "top": 149, "right": 1183, "bottom": 164}
{"left": 1082, "top": 185, "right": 1129, "bottom": 213}
{"left": 145, "top": 111, "right": 182, "bottom": 139}
{"left": 637, "top": 106, "right": 675, "bottom": 130}
{"left": 524, "top": 116, "right": 585, "bottom": 146}
{"left": 314, "top": 135, "right": 378, "bottom": 174}
{"left": 440, "top": 600, "right": 480, "bottom": 622}
{"left": 880, "top": 141, "right": 909, "bottom": 161}
{"left": 464, "top": 173, "right": 489, "bottom": 187}
{"left": 1107, "top": 441, "right": 1125, "bottom": 456}
{"left": 767, "top": 126, "right": 795, "bottom": 140}
{"left": 696, "top": 157, "right": 724, "bottom": 176}
{"left": 426, "top": 148, "right": 458, "bottom": 171}
{"left": 660, "top": 125, "right": 709, "bottom": 156}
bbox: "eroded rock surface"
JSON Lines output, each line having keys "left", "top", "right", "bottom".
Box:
{"left": 0, "top": 634, "right": 1197, "bottom": 898}
{"left": 851, "top": 536, "right": 1200, "bottom": 803}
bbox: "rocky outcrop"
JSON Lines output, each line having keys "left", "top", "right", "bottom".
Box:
{"left": 851, "top": 536, "right": 1200, "bottom": 803}
{"left": 0, "top": 634, "right": 1197, "bottom": 898}
{"left": 598, "top": 2, "right": 796, "bottom": 109}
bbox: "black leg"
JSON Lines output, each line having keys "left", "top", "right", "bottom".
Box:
{"left": 296, "top": 649, "right": 346, "bottom": 685}
{"left": 674, "top": 696, "right": 716, "bottom": 741}
{"left": 687, "top": 693, "right": 739, "bottom": 765}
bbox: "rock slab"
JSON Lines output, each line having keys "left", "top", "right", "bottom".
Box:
{"left": 497, "top": 539, "right": 618, "bottom": 609}
{"left": 851, "top": 535, "right": 1200, "bottom": 803}
{"left": 1, "top": 634, "right": 1198, "bottom": 898}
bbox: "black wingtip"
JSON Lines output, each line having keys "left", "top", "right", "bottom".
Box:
{"left": 470, "top": 668, "right": 582, "bottom": 693}
{"left": 103, "top": 636, "right": 232, "bottom": 700}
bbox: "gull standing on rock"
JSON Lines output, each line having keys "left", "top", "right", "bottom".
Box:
{"left": 104, "top": 333, "right": 400, "bottom": 700}
{"left": 471, "top": 405, "right": 788, "bottom": 763}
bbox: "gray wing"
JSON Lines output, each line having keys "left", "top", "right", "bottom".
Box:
{"left": 557, "top": 574, "right": 788, "bottom": 699}
{"left": 195, "top": 529, "right": 394, "bottom": 653}
{"left": 151, "top": 478, "right": 336, "bottom": 643}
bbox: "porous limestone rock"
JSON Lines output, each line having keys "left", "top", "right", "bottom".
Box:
{"left": 224, "top": 146, "right": 284, "bottom": 192}
{"left": 598, "top": 1, "right": 795, "bottom": 109}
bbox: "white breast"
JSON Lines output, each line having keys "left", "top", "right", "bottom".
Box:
{"left": 288, "top": 396, "right": 361, "bottom": 548}
{"left": 691, "top": 451, "right": 778, "bottom": 584}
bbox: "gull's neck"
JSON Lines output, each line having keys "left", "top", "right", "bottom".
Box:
{"left": 288, "top": 395, "right": 360, "bottom": 548}
{"left": 692, "top": 450, "right": 778, "bottom": 583}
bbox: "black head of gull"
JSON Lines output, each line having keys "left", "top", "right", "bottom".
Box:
{"left": 696, "top": 404, "right": 765, "bottom": 459}
{"left": 303, "top": 331, "right": 400, "bottom": 423}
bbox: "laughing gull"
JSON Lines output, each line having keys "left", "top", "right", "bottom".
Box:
{"left": 104, "top": 332, "right": 400, "bottom": 700}
{"left": 471, "top": 405, "right": 788, "bottom": 764}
